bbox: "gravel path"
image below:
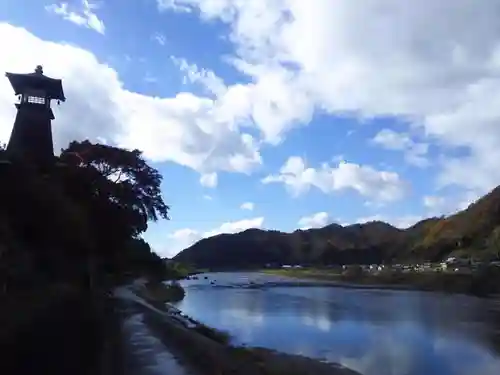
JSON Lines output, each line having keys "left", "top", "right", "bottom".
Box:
{"left": 115, "top": 287, "right": 199, "bottom": 375}
{"left": 121, "top": 311, "right": 198, "bottom": 375}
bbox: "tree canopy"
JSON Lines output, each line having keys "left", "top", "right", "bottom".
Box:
{"left": 0, "top": 139, "right": 172, "bottom": 291}
{"left": 62, "top": 140, "right": 168, "bottom": 219}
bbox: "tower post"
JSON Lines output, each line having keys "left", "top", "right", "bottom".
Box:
{"left": 5, "top": 65, "right": 66, "bottom": 170}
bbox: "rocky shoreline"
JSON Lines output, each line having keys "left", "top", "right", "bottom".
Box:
{"left": 263, "top": 267, "right": 500, "bottom": 297}
{"left": 141, "top": 303, "right": 359, "bottom": 375}
{"left": 125, "top": 284, "right": 360, "bottom": 375}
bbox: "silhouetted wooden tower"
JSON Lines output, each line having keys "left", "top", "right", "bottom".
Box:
{"left": 5, "top": 65, "right": 66, "bottom": 169}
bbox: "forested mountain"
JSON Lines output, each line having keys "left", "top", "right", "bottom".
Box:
{"left": 175, "top": 187, "right": 500, "bottom": 269}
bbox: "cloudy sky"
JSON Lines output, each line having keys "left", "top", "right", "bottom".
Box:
{"left": 1, "top": 0, "right": 499, "bottom": 257}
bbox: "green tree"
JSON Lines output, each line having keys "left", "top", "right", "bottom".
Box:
{"left": 0, "top": 146, "right": 96, "bottom": 289}
{"left": 61, "top": 140, "right": 169, "bottom": 222}
{"left": 0, "top": 140, "right": 171, "bottom": 290}
{"left": 58, "top": 140, "right": 170, "bottom": 284}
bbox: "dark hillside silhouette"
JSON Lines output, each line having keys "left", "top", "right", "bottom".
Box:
{"left": 175, "top": 186, "right": 500, "bottom": 269}
{"left": 0, "top": 65, "right": 171, "bottom": 375}
{"left": 0, "top": 141, "right": 170, "bottom": 375}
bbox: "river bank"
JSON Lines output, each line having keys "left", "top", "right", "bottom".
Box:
{"left": 125, "top": 282, "right": 360, "bottom": 375}
{"left": 263, "top": 267, "right": 500, "bottom": 297}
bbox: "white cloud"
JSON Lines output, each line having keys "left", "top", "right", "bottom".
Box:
{"left": 152, "top": 32, "right": 166, "bottom": 46}
{"left": 157, "top": 0, "right": 193, "bottom": 13}
{"left": 172, "top": 57, "right": 227, "bottom": 97}
{"left": 263, "top": 156, "right": 407, "bottom": 202}
{"left": 164, "top": 228, "right": 201, "bottom": 257}
{"left": 165, "top": 217, "right": 265, "bottom": 257}
{"left": 144, "top": 73, "right": 157, "bottom": 83}
{"left": 298, "top": 212, "right": 329, "bottom": 230}
{"left": 0, "top": 23, "right": 262, "bottom": 176}
{"left": 203, "top": 194, "right": 213, "bottom": 200}
{"left": 159, "top": 0, "right": 500, "bottom": 195}
{"left": 204, "top": 217, "right": 264, "bottom": 237}
{"left": 45, "top": 0, "right": 105, "bottom": 35}
{"left": 240, "top": 202, "right": 254, "bottom": 211}
{"left": 423, "top": 191, "right": 479, "bottom": 216}
{"left": 352, "top": 215, "right": 422, "bottom": 229}
{"left": 200, "top": 172, "right": 218, "bottom": 187}
{"left": 423, "top": 195, "right": 448, "bottom": 212}
{"left": 371, "top": 129, "right": 429, "bottom": 168}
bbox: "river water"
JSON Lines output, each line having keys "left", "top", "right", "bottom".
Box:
{"left": 174, "top": 272, "right": 500, "bottom": 375}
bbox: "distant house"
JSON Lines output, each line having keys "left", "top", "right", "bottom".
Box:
{"left": 441, "top": 257, "right": 469, "bottom": 270}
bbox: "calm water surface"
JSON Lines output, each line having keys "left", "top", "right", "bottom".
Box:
{"left": 174, "top": 272, "right": 500, "bottom": 375}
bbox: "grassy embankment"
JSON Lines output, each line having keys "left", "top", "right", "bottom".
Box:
{"left": 134, "top": 281, "right": 232, "bottom": 344}
{"left": 137, "top": 281, "right": 186, "bottom": 303}
{"left": 133, "top": 281, "right": 358, "bottom": 375}
{"left": 263, "top": 267, "right": 500, "bottom": 297}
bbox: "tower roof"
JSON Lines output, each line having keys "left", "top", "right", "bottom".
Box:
{"left": 5, "top": 65, "right": 66, "bottom": 102}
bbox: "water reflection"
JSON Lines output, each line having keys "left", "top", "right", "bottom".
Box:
{"left": 175, "top": 272, "right": 500, "bottom": 375}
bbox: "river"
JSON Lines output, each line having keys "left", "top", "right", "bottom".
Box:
{"left": 173, "top": 272, "right": 500, "bottom": 375}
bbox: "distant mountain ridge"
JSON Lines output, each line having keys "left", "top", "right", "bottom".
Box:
{"left": 174, "top": 186, "right": 500, "bottom": 269}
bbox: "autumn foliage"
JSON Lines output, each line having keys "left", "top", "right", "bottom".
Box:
{"left": 177, "top": 187, "right": 500, "bottom": 268}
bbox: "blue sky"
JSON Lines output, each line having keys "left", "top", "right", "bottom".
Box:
{"left": 1, "top": 1, "right": 499, "bottom": 257}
